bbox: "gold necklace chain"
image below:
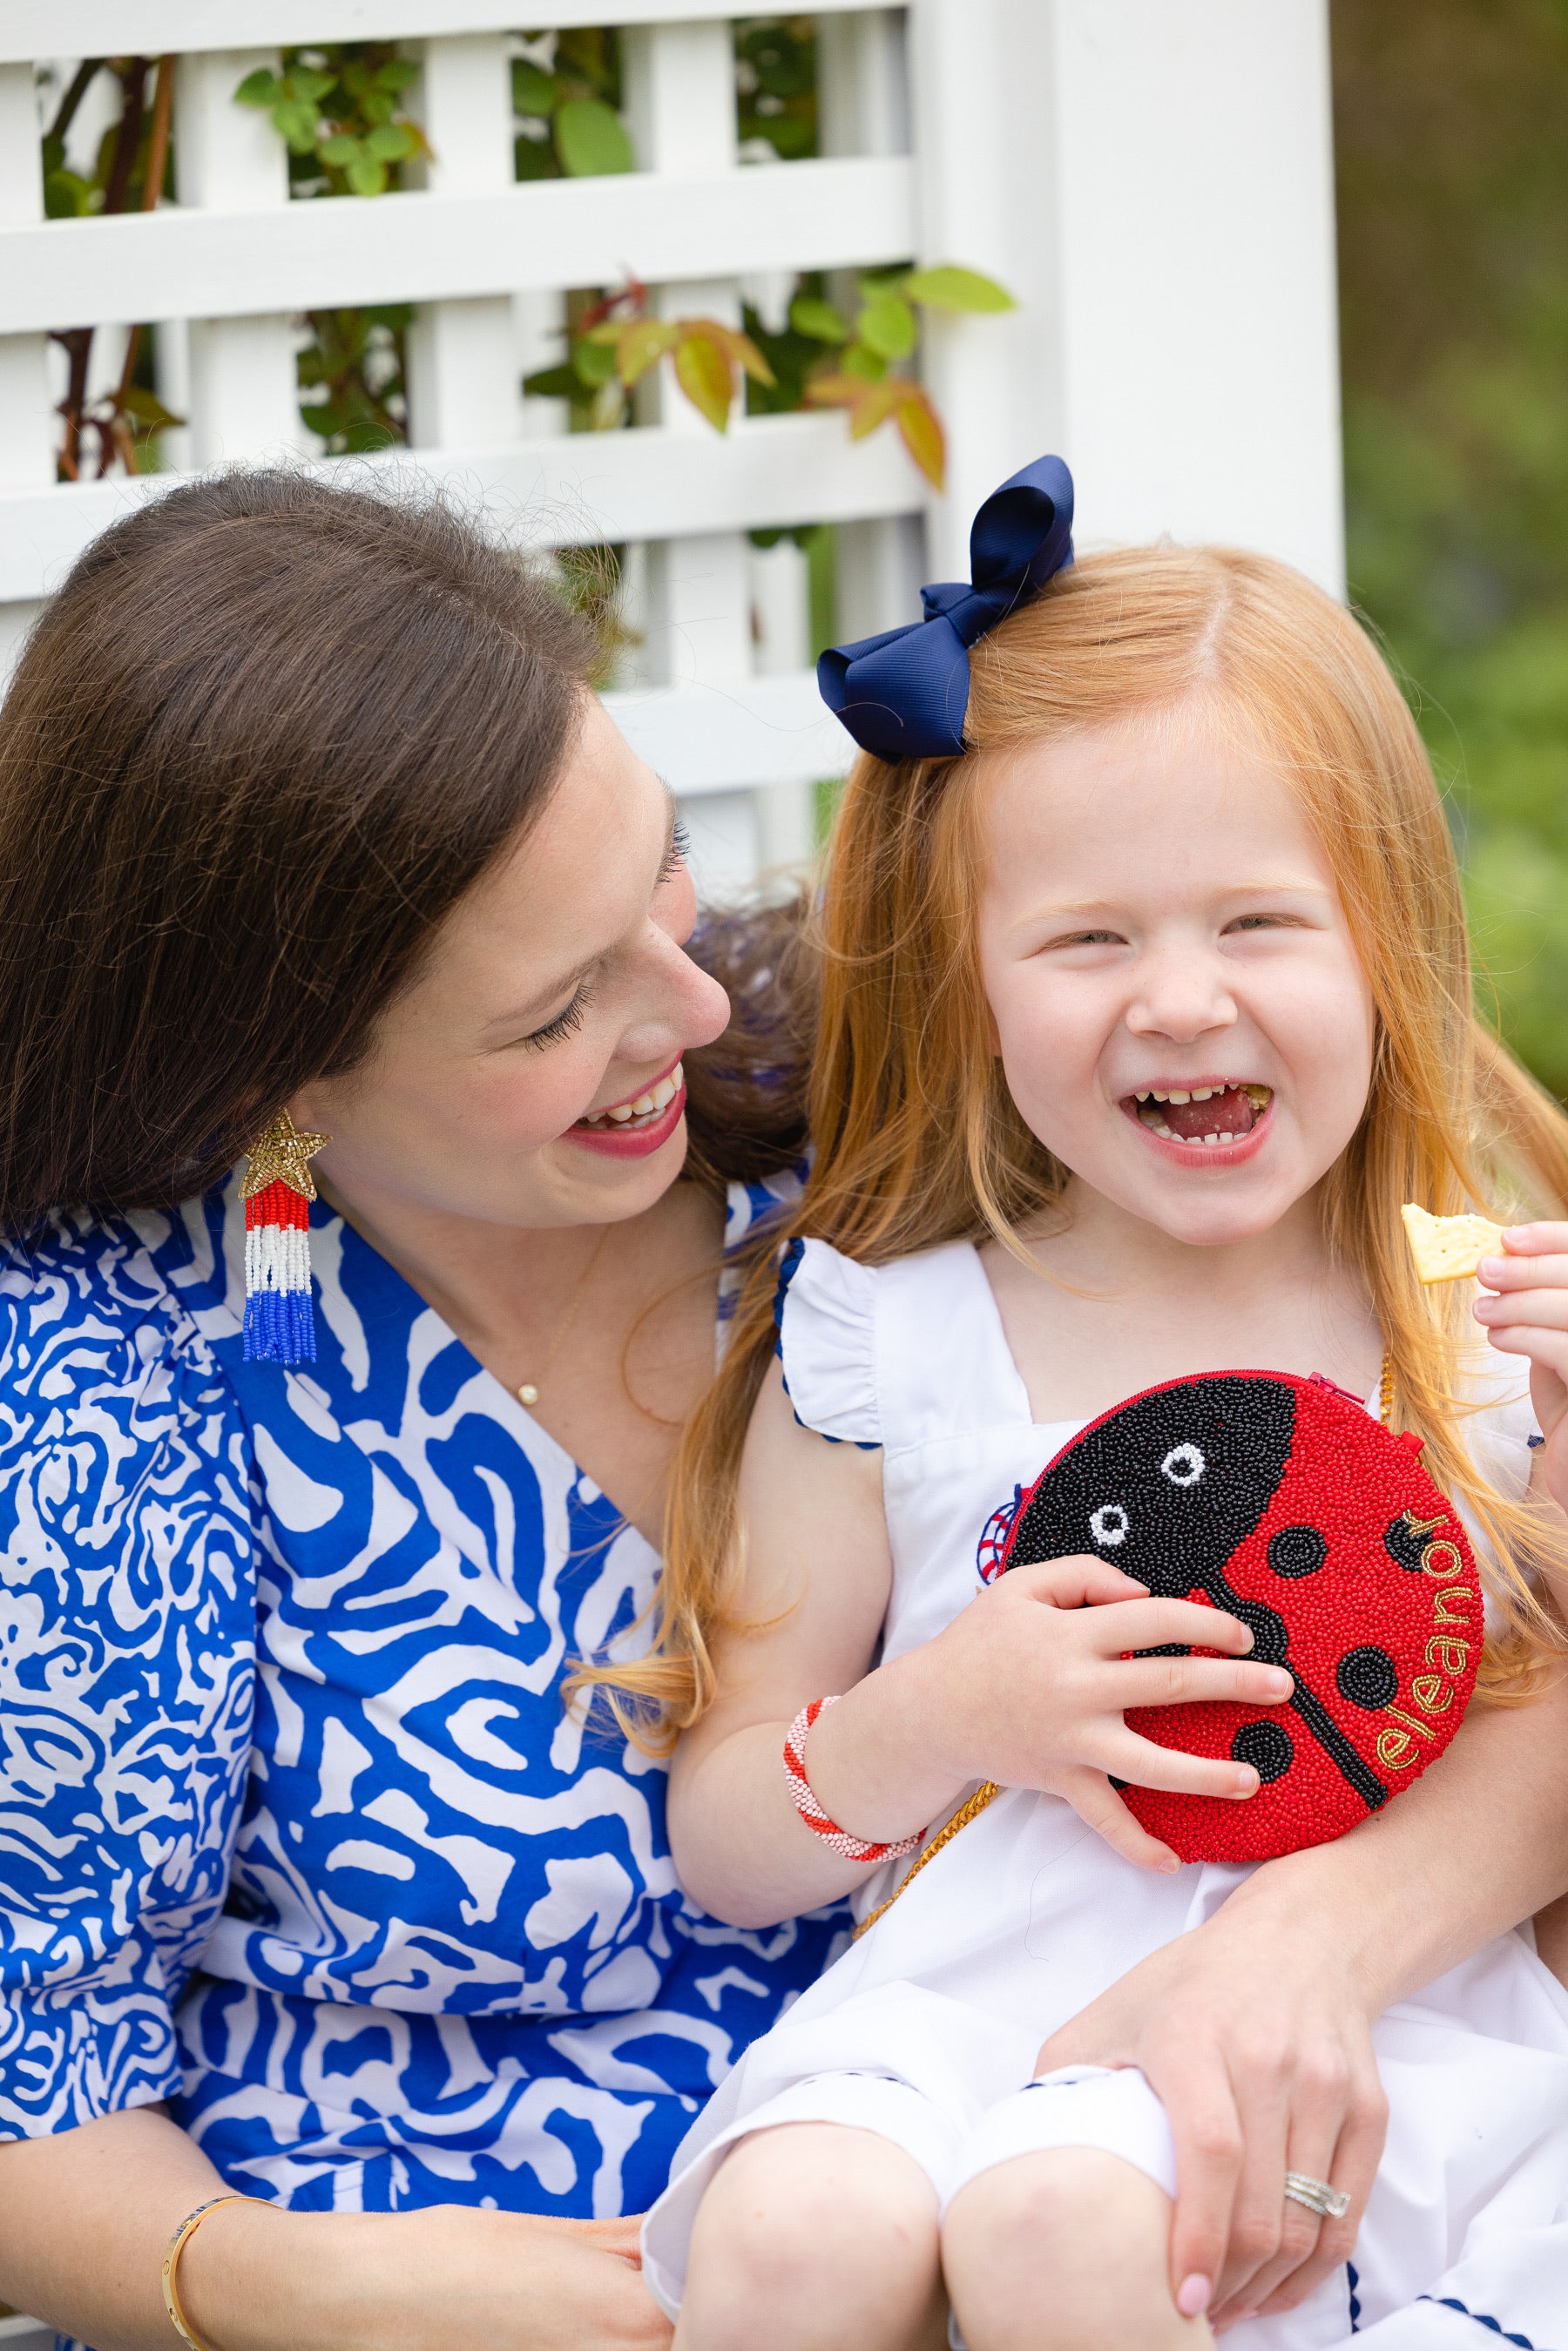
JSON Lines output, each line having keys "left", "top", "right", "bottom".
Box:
{"left": 517, "top": 1226, "right": 611, "bottom": 1409}
{"left": 853, "top": 1349, "right": 1397, "bottom": 1942}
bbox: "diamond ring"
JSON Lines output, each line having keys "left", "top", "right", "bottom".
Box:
{"left": 1283, "top": 2171, "right": 1351, "bottom": 2221}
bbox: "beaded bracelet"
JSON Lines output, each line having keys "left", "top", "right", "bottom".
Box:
{"left": 782, "top": 1696, "right": 925, "bottom": 1863}
{"left": 162, "top": 2193, "right": 271, "bottom": 2351}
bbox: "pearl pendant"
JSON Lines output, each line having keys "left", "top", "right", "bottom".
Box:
{"left": 517, "top": 1382, "right": 539, "bottom": 1406}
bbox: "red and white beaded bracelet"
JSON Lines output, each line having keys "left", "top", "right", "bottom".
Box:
{"left": 782, "top": 1696, "right": 925, "bottom": 1863}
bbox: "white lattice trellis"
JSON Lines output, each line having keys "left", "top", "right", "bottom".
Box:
{"left": 0, "top": 0, "right": 1341, "bottom": 898}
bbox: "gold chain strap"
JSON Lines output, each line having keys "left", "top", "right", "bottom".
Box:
{"left": 851, "top": 1354, "right": 1396, "bottom": 1943}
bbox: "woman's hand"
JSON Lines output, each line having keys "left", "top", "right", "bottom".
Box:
{"left": 874, "top": 1558, "right": 1295, "bottom": 1872}
{"left": 1033, "top": 1875, "right": 1386, "bottom": 2330}
{"left": 183, "top": 2199, "right": 672, "bottom": 2351}
{"left": 1474, "top": 1222, "right": 1568, "bottom": 1517}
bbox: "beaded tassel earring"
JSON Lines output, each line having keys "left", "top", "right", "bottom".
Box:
{"left": 240, "top": 1108, "right": 330, "bottom": 1363}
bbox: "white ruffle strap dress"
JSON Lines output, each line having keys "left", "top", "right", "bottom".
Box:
{"left": 642, "top": 1236, "right": 1568, "bottom": 2350}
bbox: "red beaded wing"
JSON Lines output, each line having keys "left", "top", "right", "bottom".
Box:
{"left": 996, "top": 1371, "right": 1482, "bottom": 1861}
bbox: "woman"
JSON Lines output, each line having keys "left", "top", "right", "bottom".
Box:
{"left": 0, "top": 472, "right": 1565, "bottom": 2351}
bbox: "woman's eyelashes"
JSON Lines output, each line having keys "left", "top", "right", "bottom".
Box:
{"left": 659, "top": 819, "right": 692, "bottom": 885}
{"left": 518, "top": 978, "right": 597, "bottom": 1051}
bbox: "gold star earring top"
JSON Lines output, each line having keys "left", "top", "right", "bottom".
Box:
{"left": 240, "top": 1107, "right": 332, "bottom": 1202}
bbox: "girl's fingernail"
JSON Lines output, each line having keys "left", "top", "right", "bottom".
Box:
{"left": 1477, "top": 1258, "right": 1504, "bottom": 1283}
{"left": 1233, "top": 1767, "right": 1260, "bottom": 1795}
{"left": 1266, "top": 1670, "right": 1293, "bottom": 1697}
{"left": 1176, "top": 2273, "right": 1212, "bottom": 2318}
{"left": 1158, "top": 1853, "right": 1182, "bottom": 1874}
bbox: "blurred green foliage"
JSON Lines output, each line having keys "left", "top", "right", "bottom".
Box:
{"left": 235, "top": 48, "right": 426, "bottom": 197}
{"left": 1334, "top": 0, "right": 1568, "bottom": 1095}
{"left": 511, "top": 30, "right": 631, "bottom": 180}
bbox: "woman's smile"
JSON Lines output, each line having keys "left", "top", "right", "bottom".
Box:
{"left": 569, "top": 1057, "right": 687, "bottom": 1157}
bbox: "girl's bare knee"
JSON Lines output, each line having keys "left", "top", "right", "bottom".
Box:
{"left": 943, "top": 2149, "right": 1208, "bottom": 2351}
{"left": 679, "top": 2123, "right": 943, "bottom": 2351}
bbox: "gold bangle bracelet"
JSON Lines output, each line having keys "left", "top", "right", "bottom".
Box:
{"left": 161, "top": 2194, "right": 267, "bottom": 2351}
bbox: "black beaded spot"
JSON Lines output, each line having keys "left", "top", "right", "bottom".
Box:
{"left": 1267, "top": 1523, "right": 1327, "bottom": 1579}
{"left": 1232, "top": 1719, "right": 1294, "bottom": 1783}
{"left": 1383, "top": 1514, "right": 1428, "bottom": 1572}
{"left": 1336, "top": 1645, "right": 1399, "bottom": 1710}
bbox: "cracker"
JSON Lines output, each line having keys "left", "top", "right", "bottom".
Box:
{"left": 1401, "top": 1202, "right": 1505, "bottom": 1285}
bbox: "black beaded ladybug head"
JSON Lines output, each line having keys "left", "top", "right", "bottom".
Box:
{"left": 994, "top": 1371, "right": 1482, "bottom": 1861}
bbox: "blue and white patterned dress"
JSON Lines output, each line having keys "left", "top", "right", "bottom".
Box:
{"left": 0, "top": 1170, "right": 838, "bottom": 2215}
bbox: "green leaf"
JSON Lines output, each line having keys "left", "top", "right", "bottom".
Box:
{"left": 571, "top": 337, "right": 618, "bottom": 388}
{"left": 515, "top": 130, "right": 558, "bottom": 180}
{"left": 119, "top": 384, "right": 184, "bottom": 431}
{"left": 234, "top": 68, "right": 280, "bottom": 107}
{"left": 740, "top": 114, "right": 814, "bottom": 161}
{"left": 522, "top": 364, "right": 579, "bottom": 400}
{"left": 284, "top": 67, "right": 335, "bottom": 104}
{"left": 788, "top": 295, "right": 848, "bottom": 345}
{"left": 895, "top": 386, "right": 946, "bottom": 488}
{"left": 512, "top": 60, "right": 559, "bottom": 117}
{"left": 318, "top": 132, "right": 362, "bottom": 166}
{"left": 856, "top": 293, "right": 916, "bottom": 360}
{"left": 345, "top": 154, "right": 389, "bottom": 196}
{"left": 360, "top": 90, "right": 396, "bottom": 127}
{"left": 375, "top": 59, "right": 419, "bottom": 93}
{"left": 898, "top": 265, "right": 1017, "bottom": 314}
{"left": 674, "top": 329, "right": 733, "bottom": 432}
{"left": 300, "top": 402, "right": 341, "bottom": 438}
{"left": 554, "top": 98, "right": 633, "bottom": 178}
{"left": 274, "top": 100, "right": 321, "bottom": 153}
{"left": 341, "top": 60, "right": 371, "bottom": 98}
{"left": 364, "top": 122, "right": 415, "bottom": 162}
{"left": 44, "top": 167, "right": 94, "bottom": 219}
{"left": 614, "top": 320, "right": 681, "bottom": 384}
{"left": 841, "top": 341, "right": 889, "bottom": 382}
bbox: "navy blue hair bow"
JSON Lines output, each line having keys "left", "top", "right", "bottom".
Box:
{"left": 817, "top": 454, "right": 1075, "bottom": 762}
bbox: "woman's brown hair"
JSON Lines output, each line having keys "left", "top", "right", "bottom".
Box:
{"left": 584, "top": 541, "right": 1568, "bottom": 1740}
{"left": 0, "top": 468, "right": 801, "bottom": 1233}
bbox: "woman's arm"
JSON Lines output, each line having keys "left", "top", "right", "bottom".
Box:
{"left": 670, "top": 1365, "right": 1299, "bottom": 1925}
{"left": 0, "top": 2106, "right": 671, "bottom": 2351}
{"left": 1038, "top": 1660, "right": 1568, "bottom": 2330}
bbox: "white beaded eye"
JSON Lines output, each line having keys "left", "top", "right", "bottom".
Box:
{"left": 1090, "top": 1503, "right": 1130, "bottom": 1547}
{"left": 1160, "top": 1442, "right": 1206, "bottom": 1487}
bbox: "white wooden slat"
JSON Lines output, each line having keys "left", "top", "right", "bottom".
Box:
{"left": 906, "top": 0, "right": 1051, "bottom": 582}
{"left": 0, "top": 410, "right": 924, "bottom": 605}
{"left": 0, "top": 61, "right": 52, "bottom": 492}
{"left": 403, "top": 36, "right": 522, "bottom": 449}
{"left": 817, "top": 8, "right": 924, "bottom": 642}
{"left": 748, "top": 540, "right": 820, "bottom": 872}
{"left": 1048, "top": 0, "right": 1343, "bottom": 592}
{"left": 0, "top": 157, "right": 916, "bottom": 337}
{"left": 0, "top": 1, "right": 890, "bottom": 65}
{"left": 175, "top": 49, "right": 305, "bottom": 466}
{"left": 604, "top": 672, "right": 854, "bottom": 795}
{"left": 621, "top": 17, "right": 773, "bottom": 899}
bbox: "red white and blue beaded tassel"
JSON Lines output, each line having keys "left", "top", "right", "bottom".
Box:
{"left": 240, "top": 1109, "right": 330, "bottom": 1364}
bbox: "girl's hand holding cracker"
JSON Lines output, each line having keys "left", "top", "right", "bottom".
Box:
{"left": 1471, "top": 1221, "right": 1568, "bottom": 1517}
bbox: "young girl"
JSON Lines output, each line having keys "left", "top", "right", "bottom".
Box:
{"left": 593, "top": 461, "right": 1568, "bottom": 2349}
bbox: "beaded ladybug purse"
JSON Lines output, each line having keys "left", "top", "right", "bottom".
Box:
{"left": 991, "top": 1371, "right": 1482, "bottom": 1862}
